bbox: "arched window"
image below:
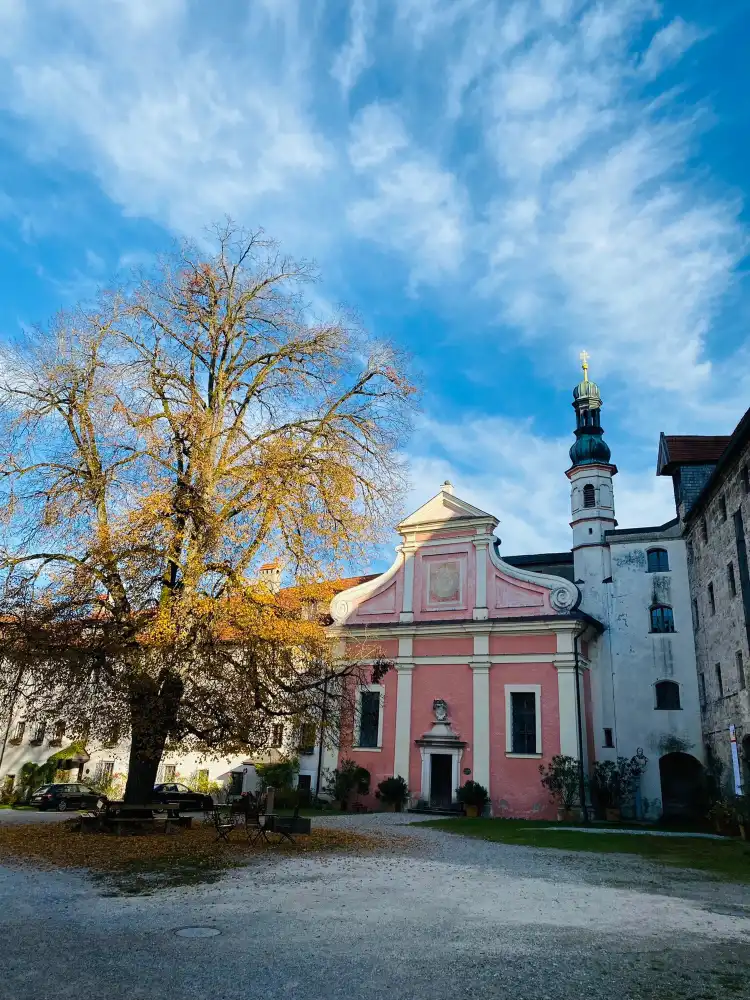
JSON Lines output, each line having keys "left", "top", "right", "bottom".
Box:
{"left": 647, "top": 548, "right": 669, "bottom": 573}
{"left": 583, "top": 484, "right": 596, "bottom": 508}
{"left": 650, "top": 605, "right": 675, "bottom": 633}
{"left": 655, "top": 680, "right": 681, "bottom": 710}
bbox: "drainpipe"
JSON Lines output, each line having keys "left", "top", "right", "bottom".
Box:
{"left": 573, "top": 633, "right": 590, "bottom": 825}
{"left": 314, "top": 672, "right": 329, "bottom": 798}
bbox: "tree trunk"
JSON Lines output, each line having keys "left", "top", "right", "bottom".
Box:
{"left": 123, "top": 670, "right": 184, "bottom": 804}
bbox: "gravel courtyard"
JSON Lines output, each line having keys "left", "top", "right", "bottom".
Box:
{"left": 1, "top": 812, "right": 749, "bottom": 1000}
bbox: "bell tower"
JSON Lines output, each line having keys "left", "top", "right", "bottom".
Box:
{"left": 566, "top": 352, "right": 617, "bottom": 612}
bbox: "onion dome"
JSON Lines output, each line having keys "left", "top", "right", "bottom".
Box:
{"left": 569, "top": 351, "right": 613, "bottom": 468}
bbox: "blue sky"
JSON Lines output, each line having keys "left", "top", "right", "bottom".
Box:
{"left": 0, "top": 0, "right": 748, "bottom": 558}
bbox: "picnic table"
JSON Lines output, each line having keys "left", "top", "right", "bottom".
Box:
{"left": 78, "top": 800, "right": 191, "bottom": 835}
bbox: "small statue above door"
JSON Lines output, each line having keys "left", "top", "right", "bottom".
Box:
{"left": 432, "top": 698, "right": 449, "bottom": 722}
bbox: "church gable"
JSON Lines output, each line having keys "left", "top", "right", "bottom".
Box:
{"left": 493, "top": 575, "right": 546, "bottom": 610}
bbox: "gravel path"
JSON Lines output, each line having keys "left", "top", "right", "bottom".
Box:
{"left": 1, "top": 812, "right": 748, "bottom": 1000}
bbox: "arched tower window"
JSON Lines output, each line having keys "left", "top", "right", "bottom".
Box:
{"left": 655, "top": 680, "right": 681, "bottom": 710}
{"left": 583, "top": 484, "right": 596, "bottom": 508}
{"left": 647, "top": 548, "right": 669, "bottom": 573}
{"left": 650, "top": 605, "right": 675, "bottom": 633}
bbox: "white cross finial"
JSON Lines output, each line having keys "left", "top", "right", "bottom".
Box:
{"left": 579, "top": 350, "right": 590, "bottom": 379}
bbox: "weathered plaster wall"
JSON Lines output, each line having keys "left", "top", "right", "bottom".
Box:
{"left": 687, "top": 439, "right": 750, "bottom": 792}
{"left": 593, "top": 531, "right": 704, "bottom": 818}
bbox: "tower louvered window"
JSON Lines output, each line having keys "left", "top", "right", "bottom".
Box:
{"left": 583, "top": 484, "right": 596, "bottom": 508}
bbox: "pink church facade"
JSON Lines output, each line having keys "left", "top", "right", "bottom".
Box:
{"left": 327, "top": 484, "right": 595, "bottom": 818}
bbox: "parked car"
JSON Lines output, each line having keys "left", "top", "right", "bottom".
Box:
{"left": 29, "top": 783, "right": 105, "bottom": 812}
{"left": 152, "top": 782, "right": 212, "bottom": 812}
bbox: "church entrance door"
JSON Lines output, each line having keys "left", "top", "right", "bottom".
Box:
{"left": 429, "top": 754, "right": 453, "bottom": 808}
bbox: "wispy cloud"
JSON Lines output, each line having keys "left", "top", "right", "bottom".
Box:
{"left": 405, "top": 413, "right": 676, "bottom": 554}
{"left": 0, "top": 0, "right": 745, "bottom": 549}
{"left": 331, "top": 0, "right": 372, "bottom": 95}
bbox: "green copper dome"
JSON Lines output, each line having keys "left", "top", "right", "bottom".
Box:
{"left": 573, "top": 378, "right": 601, "bottom": 401}
{"left": 569, "top": 353, "right": 613, "bottom": 468}
{"left": 569, "top": 430, "right": 611, "bottom": 466}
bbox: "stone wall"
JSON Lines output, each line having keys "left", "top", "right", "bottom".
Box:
{"left": 686, "top": 437, "right": 750, "bottom": 794}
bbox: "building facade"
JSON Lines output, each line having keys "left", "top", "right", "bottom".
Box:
{"left": 326, "top": 363, "right": 704, "bottom": 819}
{"left": 1, "top": 363, "right": 709, "bottom": 818}
{"left": 658, "top": 413, "right": 750, "bottom": 795}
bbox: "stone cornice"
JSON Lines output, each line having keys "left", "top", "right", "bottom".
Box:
{"left": 329, "top": 614, "right": 597, "bottom": 640}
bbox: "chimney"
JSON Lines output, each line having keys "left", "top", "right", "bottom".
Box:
{"left": 258, "top": 562, "right": 282, "bottom": 594}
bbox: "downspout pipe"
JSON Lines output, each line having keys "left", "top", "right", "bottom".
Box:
{"left": 573, "top": 632, "right": 590, "bottom": 825}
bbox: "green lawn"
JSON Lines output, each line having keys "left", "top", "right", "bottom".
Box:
{"left": 423, "top": 818, "right": 750, "bottom": 882}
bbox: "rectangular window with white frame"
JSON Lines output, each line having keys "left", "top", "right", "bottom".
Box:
{"left": 505, "top": 685, "right": 542, "bottom": 756}
{"left": 355, "top": 684, "right": 384, "bottom": 749}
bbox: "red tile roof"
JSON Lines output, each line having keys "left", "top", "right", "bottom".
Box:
{"left": 658, "top": 434, "right": 730, "bottom": 474}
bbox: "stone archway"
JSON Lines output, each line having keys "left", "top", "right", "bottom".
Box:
{"left": 659, "top": 752, "right": 705, "bottom": 820}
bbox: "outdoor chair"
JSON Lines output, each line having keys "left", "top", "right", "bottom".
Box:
{"left": 211, "top": 806, "right": 234, "bottom": 843}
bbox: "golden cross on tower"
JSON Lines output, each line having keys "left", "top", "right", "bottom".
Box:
{"left": 579, "top": 350, "right": 590, "bottom": 380}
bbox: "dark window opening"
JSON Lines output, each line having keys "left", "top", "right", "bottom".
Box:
{"left": 708, "top": 582, "right": 716, "bottom": 615}
{"left": 299, "top": 722, "right": 316, "bottom": 754}
{"left": 719, "top": 496, "right": 727, "bottom": 522}
{"left": 728, "top": 562, "right": 737, "bottom": 598}
{"left": 270, "top": 723, "right": 284, "bottom": 748}
{"left": 357, "top": 690, "right": 380, "bottom": 748}
{"left": 737, "top": 651, "right": 746, "bottom": 692}
{"left": 701, "top": 517, "right": 708, "bottom": 543}
{"left": 511, "top": 692, "right": 537, "bottom": 754}
{"left": 583, "top": 484, "right": 596, "bottom": 508}
{"left": 692, "top": 598, "right": 700, "bottom": 630}
{"left": 742, "top": 465, "right": 750, "bottom": 495}
{"left": 603, "top": 728, "right": 614, "bottom": 748}
{"left": 699, "top": 672, "right": 707, "bottom": 706}
{"left": 647, "top": 548, "right": 669, "bottom": 573}
{"left": 715, "top": 663, "right": 723, "bottom": 699}
{"left": 655, "top": 680, "right": 681, "bottom": 710}
{"left": 650, "top": 605, "right": 675, "bottom": 633}
{"left": 9, "top": 721, "right": 25, "bottom": 744}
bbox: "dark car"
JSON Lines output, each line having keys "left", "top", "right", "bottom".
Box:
{"left": 152, "top": 782, "right": 212, "bottom": 812}
{"left": 29, "top": 783, "right": 105, "bottom": 812}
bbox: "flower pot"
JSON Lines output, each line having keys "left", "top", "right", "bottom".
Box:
{"left": 557, "top": 807, "right": 581, "bottom": 823}
{"left": 464, "top": 805, "right": 479, "bottom": 818}
{"left": 604, "top": 807, "right": 621, "bottom": 823}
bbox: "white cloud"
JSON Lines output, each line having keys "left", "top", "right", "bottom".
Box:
{"left": 0, "top": 0, "right": 744, "bottom": 540}
{"left": 639, "top": 17, "right": 707, "bottom": 80}
{"left": 405, "top": 414, "right": 676, "bottom": 554}
{"left": 331, "top": 0, "right": 372, "bottom": 94}
{"left": 347, "top": 104, "right": 467, "bottom": 282}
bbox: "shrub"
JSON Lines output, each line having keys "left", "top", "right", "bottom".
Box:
{"left": 255, "top": 757, "right": 299, "bottom": 790}
{"left": 323, "top": 759, "right": 371, "bottom": 808}
{"left": 455, "top": 781, "right": 489, "bottom": 810}
{"left": 590, "top": 761, "right": 620, "bottom": 812}
{"left": 539, "top": 755, "right": 580, "bottom": 810}
{"left": 375, "top": 775, "right": 409, "bottom": 810}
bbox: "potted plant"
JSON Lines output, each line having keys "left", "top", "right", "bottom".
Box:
{"left": 591, "top": 761, "right": 621, "bottom": 822}
{"left": 735, "top": 795, "right": 750, "bottom": 841}
{"left": 375, "top": 775, "right": 409, "bottom": 812}
{"left": 707, "top": 798, "right": 739, "bottom": 837}
{"left": 539, "top": 755, "right": 581, "bottom": 821}
{"left": 456, "top": 780, "right": 488, "bottom": 817}
{"left": 324, "top": 759, "right": 371, "bottom": 810}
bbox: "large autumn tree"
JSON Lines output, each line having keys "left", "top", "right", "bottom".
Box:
{"left": 0, "top": 224, "right": 413, "bottom": 802}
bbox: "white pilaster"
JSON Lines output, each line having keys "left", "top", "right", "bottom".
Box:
{"left": 554, "top": 660, "right": 580, "bottom": 758}
{"left": 472, "top": 538, "right": 489, "bottom": 621}
{"left": 400, "top": 544, "right": 416, "bottom": 623}
{"left": 393, "top": 664, "right": 414, "bottom": 779}
{"left": 470, "top": 663, "right": 490, "bottom": 789}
